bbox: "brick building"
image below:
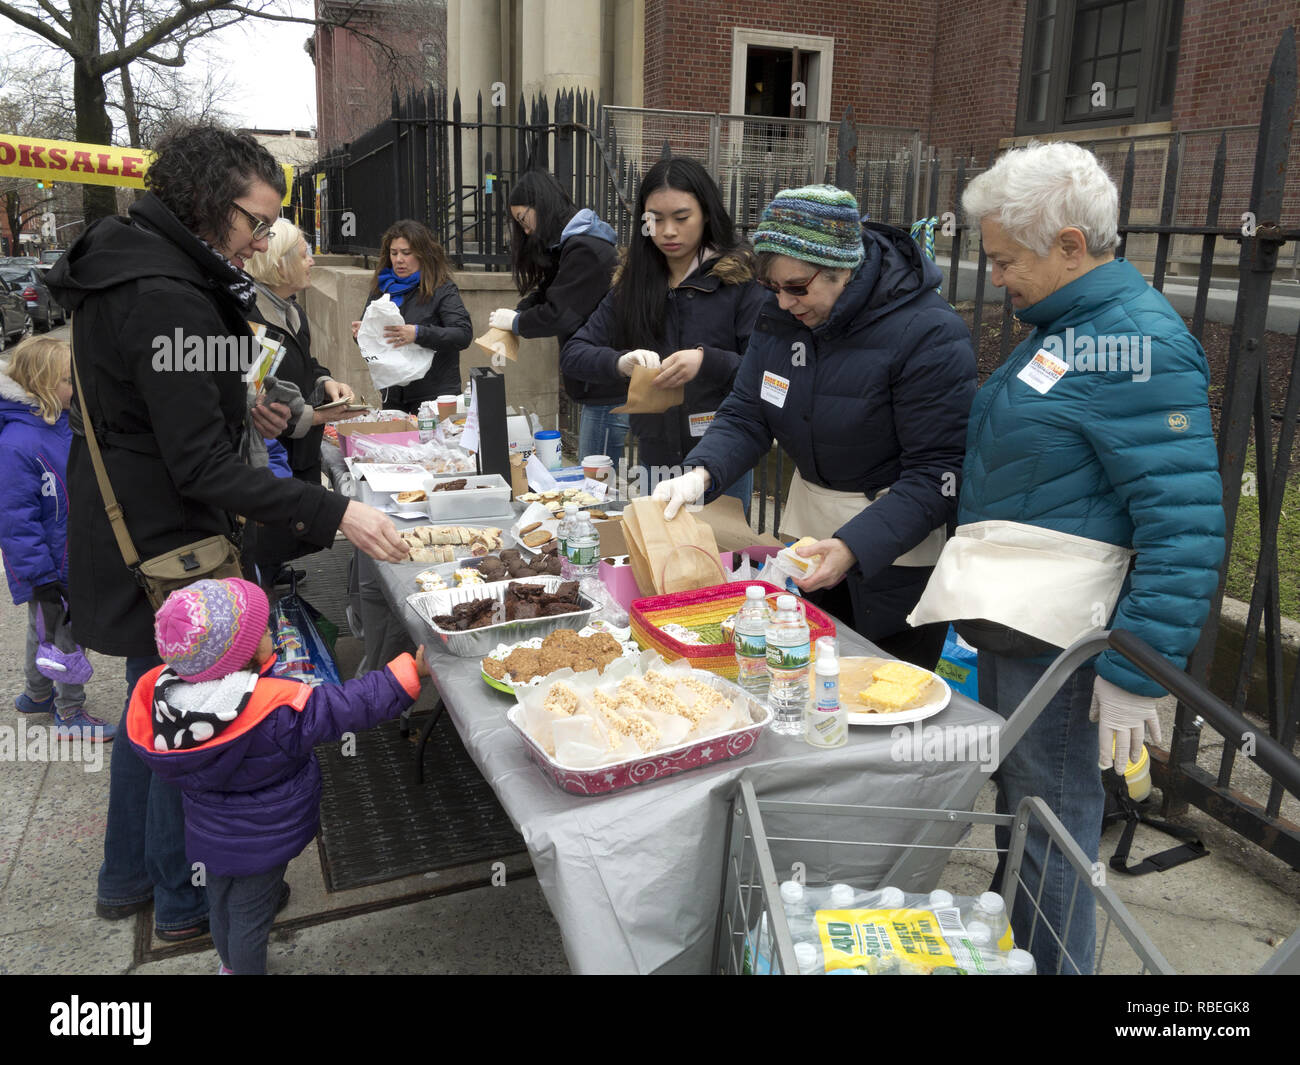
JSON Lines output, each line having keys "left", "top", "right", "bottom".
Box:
{"left": 316, "top": 1, "right": 1296, "bottom": 228}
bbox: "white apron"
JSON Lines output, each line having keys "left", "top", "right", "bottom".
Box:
{"left": 906, "top": 520, "right": 1135, "bottom": 648}
{"left": 779, "top": 470, "right": 947, "bottom": 568}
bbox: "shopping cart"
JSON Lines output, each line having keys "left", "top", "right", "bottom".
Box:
{"left": 713, "top": 628, "right": 1300, "bottom": 975}
{"left": 714, "top": 779, "right": 1177, "bottom": 973}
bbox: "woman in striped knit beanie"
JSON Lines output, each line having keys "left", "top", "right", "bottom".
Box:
{"left": 657, "top": 183, "right": 977, "bottom": 669}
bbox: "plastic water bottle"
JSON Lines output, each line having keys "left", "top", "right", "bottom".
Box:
{"left": 766, "top": 595, "right": 811, "bottom": 735}
{"left": 928, "top": 889, "right": 955, "bottom": 910}
{"left": 557, "top": 507, "right": 576, "bottom": 578}
{"left": 972, "top": 891, "right": 1014, "bottom": 951}
{"left": 565, "top": 511, "right": 600, "bottom": 580}
{"left": 873, "top": 885, "right": 906, "bottom": 909}
{"left": 1006, "top": 948, "right": 1037, "bottom": 975}
{"left": 733, "top": 585, "right": 771, "bottom": 699}
{"left": 828, "top": 883, "right": 860, "bottom": 909}
{"left": 805, "top": 636, "right": 847, "bottom": 748}
{"left": 417, "top": 400, "right": 438, "bottom": 442}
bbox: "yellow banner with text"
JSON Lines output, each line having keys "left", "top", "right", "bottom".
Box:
{"left": 0, "top": 134, "right": 293, "bottom": 203}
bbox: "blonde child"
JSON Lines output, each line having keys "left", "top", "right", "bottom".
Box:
{"left": 0, "top": 336, "right": 111, "bottom": 739}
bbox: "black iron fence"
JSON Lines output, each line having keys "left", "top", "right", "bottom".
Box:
{"left": 292, "top": 30, "right": 1300, "bottom": 866}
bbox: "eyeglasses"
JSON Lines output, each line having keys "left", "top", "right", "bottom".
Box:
{"left": 230, "top": 201, "right": 276, "bottom": 240}
{"left": 758, "top": 267, "right": 823, "bottom": 296}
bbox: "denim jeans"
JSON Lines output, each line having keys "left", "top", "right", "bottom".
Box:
{"left": 980, "top": 651, "right": 1102, "bottom": 975}
{"left": 578, "top": 404, "right": 630, "bottom": 471}
{"left": 207, "top": 863, "right": 288, "bottom": 974}
{"left": 23, "top": 601, "right": 85, "bottom": 714}
{"left": 97, "top": 654, "right": 209, "bottom": 931}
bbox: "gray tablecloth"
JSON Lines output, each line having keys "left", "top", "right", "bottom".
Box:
{"left": 356, "top": 485, "right": 1004, "bottom": 973}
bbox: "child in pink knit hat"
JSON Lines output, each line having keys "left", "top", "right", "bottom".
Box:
{"left": 129, "top": 577, "right": 430, "bottom": 974}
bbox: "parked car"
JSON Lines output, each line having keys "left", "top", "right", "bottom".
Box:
{"left": 0, "top": 284, "right": 32, "bottom": 351}
{"left": 1, "top": 265, "right": 66, "bottom": 330}
{"left": 40, "top": 249, "right": 64, "bottom": 265}
{"left": 0, "top": 256, "right": 40, "bottom": 267}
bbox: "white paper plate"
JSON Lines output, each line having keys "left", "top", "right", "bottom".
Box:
{"left": 844, "top": 666, "right": 952, "bottom": 726}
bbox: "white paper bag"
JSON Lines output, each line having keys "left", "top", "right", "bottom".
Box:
{"left": 356, "top": 294, "right": 435, "bottom": 390}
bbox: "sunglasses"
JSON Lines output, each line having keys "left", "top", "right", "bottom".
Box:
{"left": 758, "top": 267, "right": 823, "bottom": 296}
{"left": 230, "top": 201, "right": 276, "bottom": 240}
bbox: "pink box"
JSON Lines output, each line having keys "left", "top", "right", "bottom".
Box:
{"left": 599, "top": 558, "right": 643, "bottom": 610}
{"left": 337, "top": 425, "right": 421, "bottom": 458}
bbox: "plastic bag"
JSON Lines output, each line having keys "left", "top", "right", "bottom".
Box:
{"left": 933, "top": 624, "right": 979, "bottom": 699}
{"left": 33, "top": 601, "right": 94, "bottom": 685}
{"left": 356, "top": 294, "right": 435, "bottom": 390}
{"left": 271, "top": 586, "right": 341, "bottom": 686}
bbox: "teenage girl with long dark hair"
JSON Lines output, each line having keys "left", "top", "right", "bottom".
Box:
{"left": 561, "top": 157, "right": 764, "bottom": 507}
{"left": 488, "top": 171, "right": 621, "bottom": 462}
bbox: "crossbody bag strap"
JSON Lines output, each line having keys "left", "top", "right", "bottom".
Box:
{"left": 69, "top": 313, "right": 143, "bottom": 571}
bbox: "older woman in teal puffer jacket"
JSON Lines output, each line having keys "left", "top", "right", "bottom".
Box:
{"left": 909, "top": 141, "right": 1224, "bottom": 975}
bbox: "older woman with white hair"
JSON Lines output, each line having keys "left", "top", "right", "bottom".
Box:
{"left": 245, "top": 221, "right": 363, "bottom": 582}
{"left": 909, "top": 141, "right": 1225, "bottom": 973}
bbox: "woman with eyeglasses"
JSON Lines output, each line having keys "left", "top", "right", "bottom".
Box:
{"left": 351, "top": 220, "right": 471, "bottom": 414}
{"left": 655, "top": 185, "right": 976, "bottom": 668}
{"left": 45, "top": 124, "right": 410, "bottom": 948}
{"left": 561, "top": 157, "right": 766, "bottom": 508}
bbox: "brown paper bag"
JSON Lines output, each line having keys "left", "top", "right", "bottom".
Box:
{"left": 509, "top": 453, "right": 529, "bottom": 499}
{"left": 625, "top": 497, "right": 726, "bottom": 595}
{"left": 620, "top": 502, "right": 658, "bottom": 596}
{"left": 611, "top": 365, "right": 682, "bottom": 414}
{"left": 474, "top": 326, "right": 519, "bottom": 361}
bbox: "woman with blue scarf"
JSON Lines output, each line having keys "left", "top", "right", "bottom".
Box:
{"left": 352, "top": 220, "right": 471, "bottom": 412}
{"left": 656, "top": 185, "right": 976, "bottom": 668}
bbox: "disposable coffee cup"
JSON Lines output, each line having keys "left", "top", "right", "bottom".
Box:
{"left": 534, "top": 429, "right": 562, "bottom": 470}
{"left": 582, "top": 454, "right": 613, "bottom": 482}
{"left": 437, "top": 394, "right": 458, "bottom": 419}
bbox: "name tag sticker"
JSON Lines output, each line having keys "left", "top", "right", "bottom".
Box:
{"left": 761, "top": 370, "right": 790, "bottom": 408}
{"left": 688, "top": 410, "right": 716, "bottom": 438}
{"left": 1017, "top": 349, "right": 1069, "bottom": 394}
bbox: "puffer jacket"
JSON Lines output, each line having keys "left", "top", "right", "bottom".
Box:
{"left": 560, "top": 250, "right": 767, "bottom": 468}
{"left": 685, "top": 223, "right": 976, "bottom": 582}
{"left": 958, "top": 257, "right": 1225, "bottom": 696}
{"left": 0, "top": 370, "right": 71, "bottom": 604}
{"left": 129, "top": 653, "right": 421, "bottom": 877}
{"left": 513, "top": 209, "right": 621, "bottom": 405}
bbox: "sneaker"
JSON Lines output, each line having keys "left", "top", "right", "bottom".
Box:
{"left": 53, "top": 708, "right": 116, "bottom": 742}
{"left": 14, "top": 693, "right": 54, "bottom": 715}
{"left": 96, "top": 898, "right": 152, "bottom": 921}
{"left": 156, "top": 918, "right": 209, "bottom": 943}
{"left": 218, "top": 963, "right": 233, "bottom": 975}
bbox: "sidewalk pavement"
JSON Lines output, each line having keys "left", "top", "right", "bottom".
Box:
{"left": 0, "top": 572, "right": 1296, "bottom": 973}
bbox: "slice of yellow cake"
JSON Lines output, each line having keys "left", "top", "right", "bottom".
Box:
{"left": 857, "top": 680, "right": 920, "bottom": 713}
{"left": 871, "top": 661, "right": 931, "bottom": 693}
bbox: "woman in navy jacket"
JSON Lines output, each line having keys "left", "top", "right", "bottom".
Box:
{"left": 487, "top": 170, "right": 622, "bottom": 463}
{"left": 352, "top": 220, "right": 471, "bottom": 413}
{"left": 658, "top": 185, "right": 976, "bottom": 666}
{"left": 561, "top": 158, "right": 766, "bottom": 507}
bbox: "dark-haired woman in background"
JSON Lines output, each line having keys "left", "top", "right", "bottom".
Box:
{"left": 351, "top": 220, "right": 471, "bottom": 413}
{"left": 561, "top": 157, "right": 765, "bottom": 508}
{"left": 488, "top": 171, "right": 621, "bottom": 464}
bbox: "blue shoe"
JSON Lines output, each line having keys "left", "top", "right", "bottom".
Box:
{"left": 53, "top": 708, "right": 116, "bottom": 742}
{"left": 14, "top": 693, "right": 54, "bottom": 715}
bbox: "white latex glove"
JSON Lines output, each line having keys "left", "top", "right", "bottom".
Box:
{"left": 1089, "top": 674, "right": 1163, "bottom": 771}
{"left": 489, "top": 308, "right": 518, "bottom": 331}
{"left": 652, "top": 468, "right": 711, "bottom": 520}
{"left": 617, "top": 349, "right": 661, "bottom": 376}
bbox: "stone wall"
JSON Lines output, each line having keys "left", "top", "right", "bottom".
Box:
{"left": 300, "top": 257, "right": 563, "bottom": 430}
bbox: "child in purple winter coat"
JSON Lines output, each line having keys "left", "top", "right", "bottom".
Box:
{"left": 0, "top": 337, "right": 112, "bottom": 739}
{"left": 128, "top": 578, "right": 429, "bottom": 974}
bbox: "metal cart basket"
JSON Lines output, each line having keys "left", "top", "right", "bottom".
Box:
{"left": 715, "top": 775, "right": 1300, "bottom": 974}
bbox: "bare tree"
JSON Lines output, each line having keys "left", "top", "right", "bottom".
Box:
{"left": 0, "top": 1, "right": 412, "bottom": 220}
